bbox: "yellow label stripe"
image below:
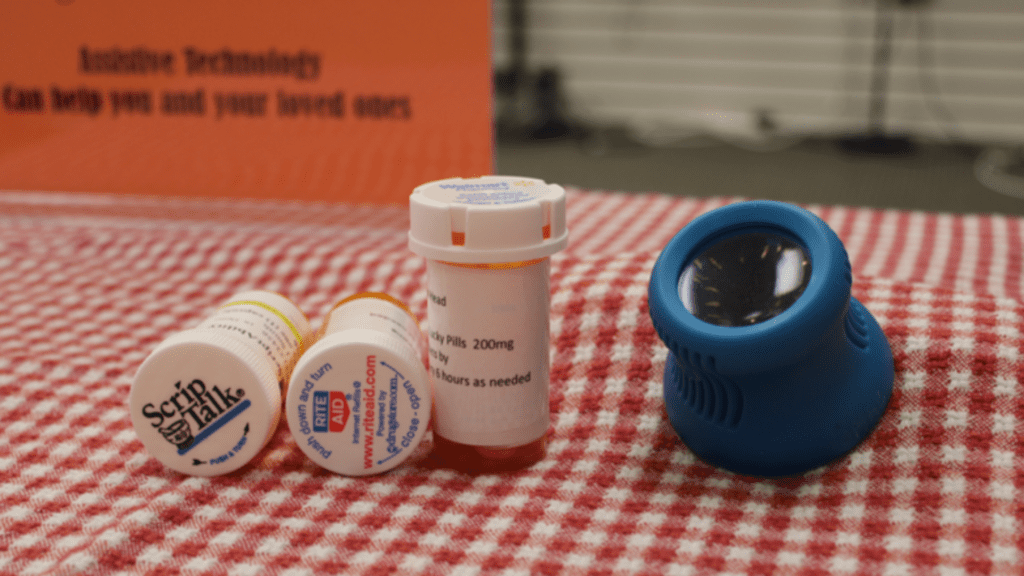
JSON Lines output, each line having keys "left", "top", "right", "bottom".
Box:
{"left": 439, "top": 257, "right": 546, "bottom": 270}
{"left": 223, "top": 300, "right": 304, "bottom": 346}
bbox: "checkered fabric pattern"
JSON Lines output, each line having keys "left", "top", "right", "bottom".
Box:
{"left": 1, "top": 190, "right": 1023, "bottom": 575}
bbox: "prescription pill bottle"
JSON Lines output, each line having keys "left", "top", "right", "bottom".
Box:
{"left": 130, "top": 291, "right": 311, "bottom": 476}
{"left": 408, "top": 176, "right": 568, "bottom": 472}
{"left": 286, "top": 293, "right": 431, "bottom": 476}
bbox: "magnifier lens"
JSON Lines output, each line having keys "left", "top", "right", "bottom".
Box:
{"left": 678, "top": 232, "right": 811, "bottom": 327}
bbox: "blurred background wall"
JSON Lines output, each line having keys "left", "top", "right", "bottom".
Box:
{"left": 492, "top": 0, "right": 1024, "bottom": 215}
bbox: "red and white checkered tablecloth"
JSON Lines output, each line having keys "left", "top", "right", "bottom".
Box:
{"left": 1, "top": 189, "right": 1023, "bottom": 575}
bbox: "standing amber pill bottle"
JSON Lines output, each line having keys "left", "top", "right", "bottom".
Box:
{"left": 408, "top": 176, "right": 568, "bottom": 472}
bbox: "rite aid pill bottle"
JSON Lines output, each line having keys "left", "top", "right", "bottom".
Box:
{"left": 130, "top": 291, "right": 311, "bottom": 476}
{"left": 408, "top": 176, "right": 568, "bottom": 472}
{"left": 286, "top": 293, "right": 431, "bottom": 476}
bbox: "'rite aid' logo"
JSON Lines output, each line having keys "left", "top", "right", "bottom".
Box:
{"left": 313, "top": 391, "right": 349, "bottom": 432}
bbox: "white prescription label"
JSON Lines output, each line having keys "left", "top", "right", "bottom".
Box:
{"left": 426, "top": 259, "right": 551, "bottom": 447}
{"left": 196, "top": 299, "right": 304, "bottom": 383}
{"left": 323, "top": 297, "right": 424, "bottom": 358}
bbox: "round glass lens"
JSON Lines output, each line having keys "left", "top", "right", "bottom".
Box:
{"left": 678, "top": 232, "right": 811, "bottom": 327}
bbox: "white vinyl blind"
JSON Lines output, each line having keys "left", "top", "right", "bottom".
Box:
{"left": 493, "top": 0, "right": 1024, "bottom": 144}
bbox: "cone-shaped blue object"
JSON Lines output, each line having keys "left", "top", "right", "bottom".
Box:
{"left": 648, "top": 200, "right": 893, "bottom": 477}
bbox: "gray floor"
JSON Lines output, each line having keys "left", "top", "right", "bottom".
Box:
{"left": 496, "top": 134, "right": 1024, "bottom": 217}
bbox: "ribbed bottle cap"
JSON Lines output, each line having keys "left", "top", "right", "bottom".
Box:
{"left": 408, "top": 176, "right": 568, "bottom": 263}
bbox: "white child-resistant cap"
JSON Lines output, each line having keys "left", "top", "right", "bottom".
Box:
{"left": 130, "top": 329, "right": 282, "bottom": 476}
{"left": 408, "top": 176, "right": 568, "bottom": 263}
{"left": 130, "top": 291, "right": 310, "bottom": 477}
{"left": 286, "top": 311, "right": 431, "bottom": 476}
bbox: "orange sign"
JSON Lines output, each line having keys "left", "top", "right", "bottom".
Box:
{"left": 0, "top": 1, "right": 493, "bottom": 205}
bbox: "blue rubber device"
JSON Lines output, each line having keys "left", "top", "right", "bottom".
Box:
{"left": 648, "top": 200, "right": 893, "bottom": 477}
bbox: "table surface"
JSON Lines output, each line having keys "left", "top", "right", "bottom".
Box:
{"left": 1, "top": 190, "right": 1023, "bottom": 575}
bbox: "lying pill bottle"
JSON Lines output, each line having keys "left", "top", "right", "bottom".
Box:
{"left": 286, "top": 293, "right": 431, "bottom": 476}
{"left": 408, "top": 176, "right": 568, "bottom": 472}
{"left": 130, "top": 291, "right": 311, "bottom": 476}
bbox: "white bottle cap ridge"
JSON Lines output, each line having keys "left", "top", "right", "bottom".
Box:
{"left": 408, "top": 176, "right": 568, "bottom": 264}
